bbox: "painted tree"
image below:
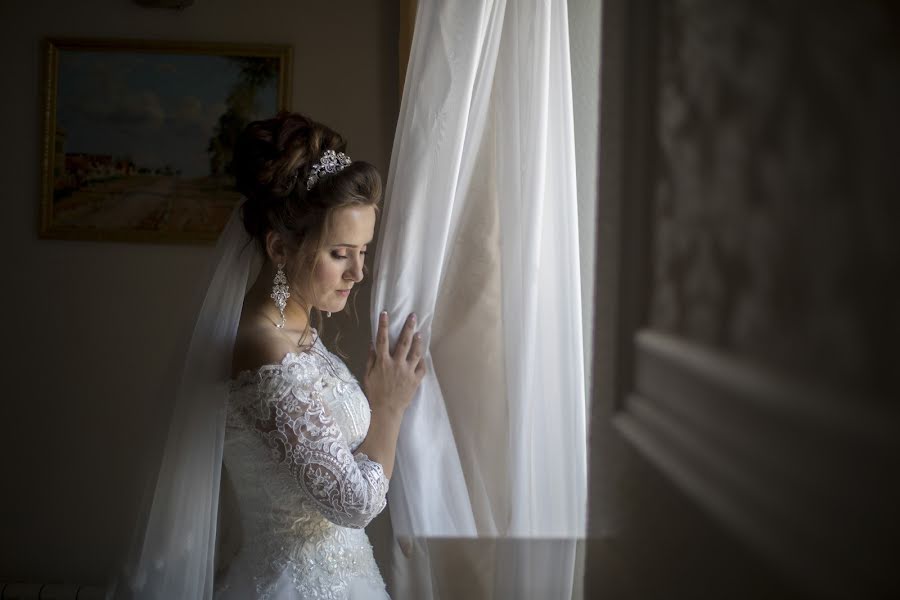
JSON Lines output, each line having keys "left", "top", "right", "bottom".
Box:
{"left": 208, "top": 56, "right": 277, "bottom": 177}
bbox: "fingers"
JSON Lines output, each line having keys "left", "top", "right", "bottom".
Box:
{"left": 407, "top": 332, "right": 423, "bottom": 365}
{"left": 392, "top": 313, "right": 417, "bottom": 360}
{"left": 376, "top": 311, "right": 425, "bottom": 366}
{"left": 398, "top": 535, "right": 413, "bottom": 558}
{"left": 376, "top": 311, "right": 389, "bottom": 357}
{"left": 414, "top": 357, "right": 427, "bottom": 379}
{"left": 365, "top": 342, "right": 376, "bottom": 372}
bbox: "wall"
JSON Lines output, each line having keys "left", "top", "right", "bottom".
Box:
{"left": 586, "top": 0, "right": 899, "bottom": 598}
{"left": 0, "top": 0, "right": 398, "bottom": 584}
{"left": 649, "top": 0, "right": 899, "bottom": 400}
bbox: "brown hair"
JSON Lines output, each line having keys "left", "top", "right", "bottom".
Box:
{"left": 232, "top": 111, "right": 382, "bottom": 348}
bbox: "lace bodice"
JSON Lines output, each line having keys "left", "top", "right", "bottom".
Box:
{"left": 217, "top": 331, "right": 390, "bottom": 600}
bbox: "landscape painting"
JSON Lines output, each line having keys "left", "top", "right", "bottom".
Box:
{"left": 40, "top": 38, "right": 291, "bottom": 243}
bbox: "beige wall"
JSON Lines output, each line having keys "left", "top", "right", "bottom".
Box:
{"left": 0, "top": 0, "right": 398, "bottom": 584}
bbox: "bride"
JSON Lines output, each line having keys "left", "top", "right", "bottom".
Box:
{"left": 211, "top": 111, "right": 425, "bottom": 599}
{"left": 105, "top": 110, "right": 424, "bottom": 600}
{"left": 206, "top": 111, "right": 426, "bottom": 599}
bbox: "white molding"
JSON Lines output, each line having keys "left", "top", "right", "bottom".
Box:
{"left": 614, "top": 329, "right": 900, "bottom": 598}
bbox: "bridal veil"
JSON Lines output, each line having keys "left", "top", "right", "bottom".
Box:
{"left": 107, "top": 202, "right": 260, "bottom": 599}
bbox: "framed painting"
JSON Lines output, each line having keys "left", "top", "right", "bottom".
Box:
{"left": 40, "top": 38, "right": 292, "bottom": 244}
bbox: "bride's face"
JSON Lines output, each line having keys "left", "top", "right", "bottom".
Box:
{"left": 306, "top": 204, "right": 376, "bottom": 314}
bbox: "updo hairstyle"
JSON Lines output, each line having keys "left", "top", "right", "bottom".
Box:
{"left": 232, "top": 111, "right": 382, "bottom": 339}
{"left": 233, "top": 110, "right": 382, "bottom": 259}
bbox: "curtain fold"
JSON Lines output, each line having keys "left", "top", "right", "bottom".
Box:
{"left": 371, "top": 0, "right": 586, "bottom": 595}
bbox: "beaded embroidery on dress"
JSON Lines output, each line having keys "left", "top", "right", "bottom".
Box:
{"left": 214, "top": 329, "right": 390, "bottom": 600}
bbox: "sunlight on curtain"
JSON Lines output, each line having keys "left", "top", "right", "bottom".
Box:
{"left": 370, "top": 0, "right": 586, "bottom": 597}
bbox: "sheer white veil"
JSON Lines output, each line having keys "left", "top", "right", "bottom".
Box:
{"left": 107, "top": 200, "right": 262, "bottom": 599}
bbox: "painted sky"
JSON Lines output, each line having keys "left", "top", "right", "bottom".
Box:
{"left": 57, "top": 51, "right": 278, "bottom": 178}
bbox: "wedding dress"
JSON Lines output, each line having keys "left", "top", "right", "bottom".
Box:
{"left": 213, "top": 328, "right": 391, "bottom": 600}
{"left": 105, "top": 200, "right": 393, "bottom": 600}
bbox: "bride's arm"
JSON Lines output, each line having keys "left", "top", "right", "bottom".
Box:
{"left": 242, "top": 371, "right": 389, "bottom": 529}
{"left": 356, "top": 311, "right": 426, "bottom": 478}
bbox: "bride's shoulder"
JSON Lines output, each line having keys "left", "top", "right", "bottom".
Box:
{"left": 230, "top": 323, "right": 316, "bottom": 380}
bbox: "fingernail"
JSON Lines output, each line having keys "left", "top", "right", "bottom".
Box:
{"left": 411, "top": 313, "right": 417, "bottom": 321}
{"left": 381, "top": 310, "right": 387, "bottom": 318}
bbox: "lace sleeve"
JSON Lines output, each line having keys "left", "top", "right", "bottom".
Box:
{"left": 240, "top": 365, "right": 389, "bottom": 529}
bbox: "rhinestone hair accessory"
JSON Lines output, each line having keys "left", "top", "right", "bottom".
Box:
{"left": 306, "top": 149, "right": 352, "bottom": 191}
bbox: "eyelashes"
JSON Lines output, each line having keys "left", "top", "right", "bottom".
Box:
{"left": 331, "top": 251, "right": 368, "bottom": 260}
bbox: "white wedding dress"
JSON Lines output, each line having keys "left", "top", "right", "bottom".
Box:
{"left": 214, "top": 328, "right": 391, "bottom": 600}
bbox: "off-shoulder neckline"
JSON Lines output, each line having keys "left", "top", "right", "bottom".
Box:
{"left": 229, "top": 327, "right": 321, "bottom": 386}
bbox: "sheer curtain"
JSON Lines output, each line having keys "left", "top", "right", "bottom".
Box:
{"left": 370, "top": 0, "right": 586, "bottom": 597}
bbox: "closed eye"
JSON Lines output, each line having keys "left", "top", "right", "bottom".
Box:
{"left": 331, "top": 251, "right": 368, "bottom": 259}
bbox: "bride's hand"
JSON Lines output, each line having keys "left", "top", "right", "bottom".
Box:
{"left": 363, "top": 311, "right": 426, "bottom": 416}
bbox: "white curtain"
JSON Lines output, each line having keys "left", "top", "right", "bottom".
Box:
{"left": 370, "top": 0, "right": 586, "bottom": 597}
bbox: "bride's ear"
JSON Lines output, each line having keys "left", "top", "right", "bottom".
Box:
{"left": 264, "top": 230, "right": 287, "bottom": 265}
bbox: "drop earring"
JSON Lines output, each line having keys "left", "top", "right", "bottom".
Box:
{"left": 326, "top": 311, "right": 332, "bottom": 318}
{"left": 271, "top": 262, "right": 290, "bottom": 328}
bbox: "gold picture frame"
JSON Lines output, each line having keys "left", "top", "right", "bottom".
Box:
{"left": 40, "top": 37, "right": 292, "bottom": 244}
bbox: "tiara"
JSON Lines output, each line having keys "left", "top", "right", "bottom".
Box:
{"left": 306, "top": 149, "right": 352, "bottom": 191}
